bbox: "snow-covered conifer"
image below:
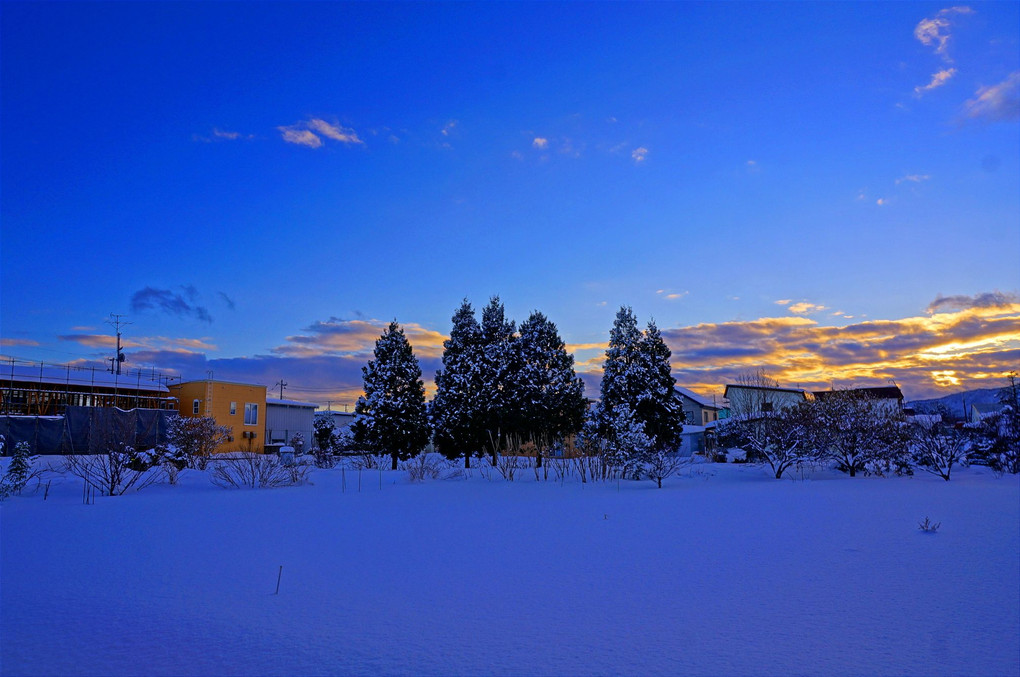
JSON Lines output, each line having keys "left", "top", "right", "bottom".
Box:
{"left": 478, "top": 296, "right": 522, "bottom": 460}
{"left": 597, "top": 309, "right": 684, "bottom": 470}
{"left": 353, "top": 321, "right": 430, "bottom": 470}
{"left": 518, "top": 310, "right": 586, "bottom": 451}
{"left": 636, "top": 319, "right": 685, "bottom": 452}
{"left": 430, "top": 300, "right": 487, "bottom": 466}
{"left": 0, "top": 441, "right": 37, "bottom": 499}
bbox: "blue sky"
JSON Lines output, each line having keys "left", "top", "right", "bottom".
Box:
{"left": 2, "top": 1, "right": 1018, "bottom": 404}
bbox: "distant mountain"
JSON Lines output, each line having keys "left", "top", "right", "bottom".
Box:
{"left": 908, "top": 387, "right": 1006, "bottom": 419}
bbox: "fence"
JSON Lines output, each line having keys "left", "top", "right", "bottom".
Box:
{"left": 0, "top": 406, "right": 172, "bottom": 455}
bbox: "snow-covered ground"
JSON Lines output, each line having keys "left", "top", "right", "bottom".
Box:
{"left": 2, "top": 458, "right": 1018, "bottom": 676}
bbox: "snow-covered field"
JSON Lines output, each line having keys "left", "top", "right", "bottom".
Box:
{"left": 2, "top": 458, "right": 1018, "bottom": 677}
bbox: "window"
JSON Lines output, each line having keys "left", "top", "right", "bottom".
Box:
{"left": 230, "top": 401, "right": 237, "bottom": 416}
{"left": 244, "top": 402, "right": 259, "bottom": 425}
{"left": 193, "top": 399, "right": 201, "bottom": 415}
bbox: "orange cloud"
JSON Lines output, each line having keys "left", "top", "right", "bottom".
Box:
{"left": 573, "top": 301, "right": 1020, "bottom": 400}
{"left": 273, "top": 318, "right": 446, "bottom": 360}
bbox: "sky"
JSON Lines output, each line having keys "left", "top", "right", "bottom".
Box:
{"left": 2, "top": 1, "right": 1018, "bottom": 406}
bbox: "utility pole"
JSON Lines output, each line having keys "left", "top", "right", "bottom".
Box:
{"left": 275, "top": 379, "right": 288, "bottom": 399}
{"left": 106, "top": 314, "right": 131, "bottom": 376}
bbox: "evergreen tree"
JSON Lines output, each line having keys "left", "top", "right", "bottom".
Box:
{"left": 478, "top": 296, "right": 521, "bottom": 462}
{"left": 0, "top": 441, "right": 37, "bottom": 499}
{"left": 518, "top": 311, "right": 587, "bottom": 458}
{"left": 598, "top": 306, "right": 645, "bottom": 435}
{"left": 430, "top": 300, "right": 487, "bottom": 467}
{"left": 353, "top": 321, "right": 430, "bottom": 470}
{"left": 596, "top": 308, "right": 684, "bottom": 474}
{"left": 636, "top": 319, "right": 685, "bottom": 452}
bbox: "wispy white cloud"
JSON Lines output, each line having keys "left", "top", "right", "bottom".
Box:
{"left": 306, "top": 119, "right": 363, "bottom": 144}
{"left": 278, "top": 118, "right": 363, "bottom": 148}
{"left": 913, "top": 7, "right": 972, "bottom": 97}
{"left": 193, "top": 128, "right": 252, "bottom": 143}
{"left": 962, "top": 71, "right": 1020, "bottom": 122}
{"left": 876, "top": 198, "right": 888, "bottom": 206}
{"left": 657, "top": 289, "right": 688, "bottom": 301}
{"left": 631, "top": 147, "right": 648, "bottom": 164}
{"left": 787, "top": 302, "right": 827, "bottom": 315}
{"left": 532, "top": 137, "right": 548, "bottom": 149}
{"left": 896, "top": 174, "right": 931, "bottom": 184}
{"left": 914, "top": 6, "right": 973, "bottom": 61}
{"left": 914, "top": 68, "right": 957, "bottom": 95}
{"left": 441, "top": 120, "right": 458, "bottom": 137}
{"left": 278, "top": 128, "right": 322, "bottom": 148}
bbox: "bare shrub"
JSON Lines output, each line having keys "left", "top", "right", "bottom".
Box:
{"left": 496, "top": 451, "right": 522, "bottom": 481}
{"left": 64, "top": 446, "right": 161, "bottom": 496}
{"left": 642, "top": 450, "right": 691, "bottom": 488}
{"left": 404, "top": 452, "right": 444, "bottom": 482}
{"left": 918, "top": 517, "right": 941, "bottom": 533}
{"left": 348, "top": 452, "right": 384, "bottom": 471}
{"left": 210, "top": 453, "right": 309, "bottom": 489}
{"left": 910, "top": 417, "right": 968, "bottom": 481}
{"left": 162, "top": 415, "right": 231, "bottom": 470}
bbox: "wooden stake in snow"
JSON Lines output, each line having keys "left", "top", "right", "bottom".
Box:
{"left": 275, "top": 565, "right": 283, "bottom": 595}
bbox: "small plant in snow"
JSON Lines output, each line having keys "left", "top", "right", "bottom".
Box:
{"left": 0, "top": 441, "right": 38, "bottom": 499}
{"left": 404, "top": 452, "right": 444, "bottom": 482}
{"left": 918, "top": 517, "right": 941, "bottom": 533}
{"left": 210, "top": 453, "right": 309, "bottom": 489}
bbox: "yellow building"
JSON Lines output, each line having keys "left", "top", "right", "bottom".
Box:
{"left": 168, "top": 379, "right": 267, "bottom": 452}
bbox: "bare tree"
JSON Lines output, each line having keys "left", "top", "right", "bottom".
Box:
{"left": 809, "top": 390, "right": 908, "bottom": 477}
{"left": 910, "top": 416, "right": 968, "bottom": 481}
{"left": 722, "top": 403, "right": 815, "bottom": 479}
{"left": 162, "top": 415, "right": 232, "bottom": 470}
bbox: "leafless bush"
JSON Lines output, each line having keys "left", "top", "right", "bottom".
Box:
{"left": 404, "top": 452, "right": 444, "bottom": 482}
{"left": 64, "top": 446, "right": 161, "bottom": 496}
{"left": 910, "top": 418, "right": 968, "bottom": 481}
{"left": 642, "top": 450, "right": 691, "bottom": 488}
{"left": 210, "top": 453, "right": 309, "bottom": 489}
{"left": 918, "top": 516, "right": 941, "bottom": 533}
{"left": 497, "top": 452, "right": 522, "bottom": 481}
{"left": 348, "top": 452, "right": 384, "bottom": 470}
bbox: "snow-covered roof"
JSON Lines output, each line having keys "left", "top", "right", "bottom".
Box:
{"left": 1, "top": 364, "right": 170, "bottom": 393}
{"left": 266, "top": 398, "right": 319, "bottom": 409}
{"left": 674, "top": 386, "right": 720, "bottom": 409}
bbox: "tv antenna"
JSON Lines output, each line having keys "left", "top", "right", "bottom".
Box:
{"left": 106, "top": 313, "right": 131, "bottom": 375}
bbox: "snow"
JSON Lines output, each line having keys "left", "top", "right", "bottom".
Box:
{"left": 266, "top": 398, "right": 319, "bottom": 409}
{"left": 2, "top": 459, "right": 1018, "bottom": 676}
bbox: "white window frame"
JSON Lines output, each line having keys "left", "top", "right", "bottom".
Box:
{"left": 230, "top": 401, "right": 237, "bottom": 416}
{"left": 193, "top": 399, "right": 200, "bottom": 415}
{"left": 244, "top": 402, "right": 259, "bottom": 426}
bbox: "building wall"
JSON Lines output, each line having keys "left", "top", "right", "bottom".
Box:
{"left": 168, "top": 380, "right": 267, "bottom": 452}
{"left": 726, "top": 386, "right": 806, "bottom": 418}
{"left": 266, "top": 404, "right": 315, "bottom": 449}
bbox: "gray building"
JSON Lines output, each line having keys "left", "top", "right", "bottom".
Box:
{"left": 265, "top": 398, "right": 318, "bottom": 452}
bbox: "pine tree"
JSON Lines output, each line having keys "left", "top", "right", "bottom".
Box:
{"left": 636, "top": 319, "right": 685, "bottom": 453}
{"left": 353, "top": 321, "right": 430, "bottom": 470}
{"left": 518, "top": 311, "right": 587, "bottom": 459}
{"left": 430, "top": 300, "right": 486, "bottom": 467}
{"left": 598, "top": 306, "right": 645, "bottom": 434}
{"left": 596, "top": 308, "right": 684, "bottom": 476}
{"left": 478, "top": 296, "right": 521, "bottom": 462}
{"left": 1, "top": 441, "right": 37, "bottom": 499}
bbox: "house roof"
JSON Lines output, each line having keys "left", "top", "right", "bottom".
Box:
{"left": 173, "top": 379, "right": 267, "bottom": 389}
{"left": 972, "top": 402, "right": 1005, "bottom": 414}
{"left": 266, "top": 398, "right": 319, "bottom": 409}
{"left": 674, "top": 386, "right": 720, "bottom": 409}
{"left": 0, "top": 363, "right": 170, "bottom": 393}
{"left": 724, "top": 384, "right": 809, "bottom": 397}
{"left": 813, "top": 386, "right": 904, "bottom": 400}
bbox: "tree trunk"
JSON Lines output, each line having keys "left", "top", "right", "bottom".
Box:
{"left": 464, "top": 453, "right": 470, "bottom": 469}
{"left": 391, "top": 453, "right": 398, "bottom": 471}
